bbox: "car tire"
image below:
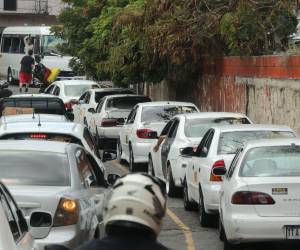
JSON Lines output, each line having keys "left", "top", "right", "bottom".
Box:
{"left": 198, "top": 186, "right": 214, "bottom": 227}
{"left": 183, "top": 178, "right": 197, "bottom": 211}
{"left": 148, "top": 155, "right": 155, "bottom": 176}
{"left": 129, "top": 145, "right": 138, "bottom": 172}
{"left": 166, "top": 164, "right": 181, "bottom": 198}
{"left": 117, "top": 139, "right": 126, "bottom": 164}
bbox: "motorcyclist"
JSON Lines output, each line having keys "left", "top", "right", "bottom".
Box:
{"left": 77, "top": 173, "right": 170, "bottom": 250}
{"left": 33, "top": 55, "right": 51, "bottom": 93}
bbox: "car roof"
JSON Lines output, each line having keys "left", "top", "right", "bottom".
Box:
{"left": 175, "top": 112, "right": 248, "bottom": 119}
{"left": 104, "top": 94, "right": 150, "bottom": 100}
{"left": 138, "top": 101, "right": 197, "bottom": 107}
{"left": 211, "top": 124, "right": 294, "bottom": 133}
{"left": 0, "top": 140, "right": 71, "bottom": 153}
{"left": 9, "top": 94, "right": 56, "bottom": 98}
{"left": 244, "top": 138, "right": 300, "bottom": 149}
{"left": 0, "top": 114, "right": 67, "bottom": 123}
{"left": 53, "top": 80, "right": 98, "bottom": 86}
{"left": 1, "top": 121, "right": 85, "bottom": 135}
{"left": 92, "top": 88, "right": 133, "bottom": 93}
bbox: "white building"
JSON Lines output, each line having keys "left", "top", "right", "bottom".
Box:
{"left": 0, "top": 0, "right": 66, "bottom": 30}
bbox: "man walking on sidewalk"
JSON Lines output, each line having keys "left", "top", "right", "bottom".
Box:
{"left": 19, "top": 49, "right": 34, "bottom": 92}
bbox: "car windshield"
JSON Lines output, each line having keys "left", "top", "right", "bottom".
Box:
{"left": 95, "top": 90, "right": 133, "bottom": 102}
{"left": 106, "top": 97, "right": 151, "bottom": 110}
{"left": 41, "top": 35, "right": 65, "bottom": 56}
{"left": 141, "top": 105, "right": 197, "bottom": 123}
{"left": 240, "top": 146, "right": 300, "bottom": 177}
{"left": 184, "top": 117, "right": 250, "bottom": 138}
{"left": 0, "top": 150, "right": 70, "bottom": 186}
{"left": 65, "top": 84, "right": 98, "bottom": 97}
{"left": 218, "top": 131, "right": 295, "bottom": 155}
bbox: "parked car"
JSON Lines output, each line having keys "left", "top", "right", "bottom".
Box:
{"left": 148, "top": 112, "right": 252, "bottom": 197}
{"left": 73, "top": 88, "right": 134, "bottom": 125}
{"left": 0, "top": 94, "right": 73, "bottom": 120}
{"left": 119, "top": 101, "right": 199, "bottom": 172}
{"left": 0, "top": 121, "right": 104, "bottom": 170}
{"left": 0, "top": 140, "right": 108, "bottom": 249}
{"left": 182, "top": 124, "right": 295, "bottom": 227}
{"left": 219, "top": 138, "right": 300, "bottom": 249}
{"left": 89, "top": 94, "right": 151, "bottom": 152}
{"left": 44, "top": 80, "right": 99, "bottom": 112}
{"left": 0, "top": 181, "right": 37, "bottom": 250}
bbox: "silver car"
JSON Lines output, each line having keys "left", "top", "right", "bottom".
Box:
{"left": 0, "top": 140, "right": 107, "bottom": 249}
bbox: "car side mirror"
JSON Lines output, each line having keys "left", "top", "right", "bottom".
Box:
{"left": 65, "top": 111, "right": 74, "bottom": 121}
{"left": 212, "top": 167, "right": 227, "bottom": 176}
{"left": 30, "top": 211, "right": 52, "bottom": 227}
{"left": 148, "top": 131, "right": 158, "bottom": 139}
{"left": 88, "top": 108, "right": 95, "bottom": 113}
{"left": 107, "top": 173, "right": 120, "bottom": 186}
{"left": 180, "top": 147, "right": 194, "bottom": 157}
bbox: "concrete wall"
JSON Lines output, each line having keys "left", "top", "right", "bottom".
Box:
{"left": 146, "top": 56, "right": 300, "bottom": 134}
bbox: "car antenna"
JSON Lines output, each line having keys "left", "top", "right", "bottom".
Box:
{"left": 38, "top": 114, "right": 41, "bottom": 127}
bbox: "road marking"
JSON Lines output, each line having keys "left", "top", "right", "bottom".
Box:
{"left": 167, "top": 208, "right": 196, "bottom": 250}
{"left": 111, "top": 160, "right": 196, "bottom": 250}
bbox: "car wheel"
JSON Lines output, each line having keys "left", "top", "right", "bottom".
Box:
{"left": 129, "top": 146, "right": 137, "bottom": 172}
{"left": 183, "top": 178, "right": 197, "bottom": 211}
{"left": 117, "top": 139, "right": 125, "bottom": 164}
{"left": 148, "top": 155, "right": 155, "bottom": 176}
{"left": 166, "top": 164, "right": 181, "bottom": 198}
{"left": 198, "top": 186, "right": 214, "bottom": 227}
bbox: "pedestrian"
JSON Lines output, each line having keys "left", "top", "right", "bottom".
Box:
{"left": 24, "top": 35, "right": 34, "bottom": 54}
{"left": 19, "top": 49, "right": 34, "bottom": 93}
{"left": 77, "top": 173, "right": 170, "bottom": 250}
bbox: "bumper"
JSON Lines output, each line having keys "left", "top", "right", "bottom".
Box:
{"left": 97, "top": 126, "right": 122, "bottom": 139}
{"left": 35, "top": 225, "right": 84, "bottom": 250}
{"left": 132, "top": 141, "right": 152, "bottom": 163}
{"left": 202, "top": 183, "right": 221, "bottom": 213}
{"left": 224, "top": 214, "right": 300, "bottom": 243}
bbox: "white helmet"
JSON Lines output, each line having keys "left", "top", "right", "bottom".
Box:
{"left": 103, "top": 173, "right": 167, "bottom": 236}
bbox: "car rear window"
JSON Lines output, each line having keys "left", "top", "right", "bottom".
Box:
{"left": 0, "top": 150, "right": 70, "bottom": 186}
{"left": 184, "top": 117, "right": 251, "bottom": 138}
{"left": 0, "top": 133, "right": 83, "bottom": 145}
{"left": 240, "top": 146, "right": 300, "bottom": 177}
{"left": 106, "top": 96, "right": 151, "bottom": 110}
{"left": 218, "top": 131, "right": 295, "bottom": 155}
{"left": 141, "top": 105, "right": 197, "bottom": 123}
{"left": 95, "top": 90, "right": 133, "bottom": 103}
{"left": 0, "top": 98, "right": 65, "bottom": 116}
{"left": 65, "top": 84, "right": 98, "bottom": 97}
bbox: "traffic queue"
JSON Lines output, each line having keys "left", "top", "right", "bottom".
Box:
{"left": 0, "top": 79, "right": 299, "bottom": 250}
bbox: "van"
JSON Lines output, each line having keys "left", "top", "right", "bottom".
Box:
{"left": 0, "top": 26, "right": 75, "bottom": 84}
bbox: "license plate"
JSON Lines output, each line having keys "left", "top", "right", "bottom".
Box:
{"left": 285, "top": 226, "right": 300, "bottom": 239}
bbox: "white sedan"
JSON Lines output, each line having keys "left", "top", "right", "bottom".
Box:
{"left": 148, "top": 112, "right": 252, "bottom": 197}
{"left": 183, "top": 124, "right": 295, "bottom": 227}
{"left": 44, "top": 80, "right": 99, "bottom": 111}
{"left": 0, "top": 181, "right": 36, "bottom": 250}
{"left": 118, "top": 101, "right": 199, "bottom": 172}
{"left": 219, "top": 138, "right": 300, "bottom": 249}
{"left": 0, "top": 140, "right": 108, "bottom": 249}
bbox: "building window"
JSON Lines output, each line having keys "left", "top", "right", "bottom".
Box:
{"left": 4, "top": 0, "right": 17, "bottom": 11}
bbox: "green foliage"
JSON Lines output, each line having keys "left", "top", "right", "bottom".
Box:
{"left": 54, "top": 0, "right": 297, "bottom": 86}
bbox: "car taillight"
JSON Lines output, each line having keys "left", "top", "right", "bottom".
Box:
{"left": 101, "top": 118, "right": 117, "bottom": 127}
{"left": 231, "top": 191, "right": 275, "bottom": 205}
{"left": 53, "top": 198, "right": 79, "bottom": 227}
{"left": 30, "top": 133, "right": 48, "bottom": 139}
{"left": 136, "top": 129, "right": 155, "bottom": 139}
{"left": 210, "top": 160, "right": 225, "bottom": 182}
{"left": 64, "top": 99, "right": 79, "bottom": 110}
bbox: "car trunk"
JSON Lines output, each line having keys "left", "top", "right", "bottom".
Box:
{"left": 244, "top": 177, "right": 300, "bottom": 217}
{"left": 106, "top": 109, "right": 131, "bottom": 125}
{"left": 8, "top": 185, "right": 71, "bottom": 238}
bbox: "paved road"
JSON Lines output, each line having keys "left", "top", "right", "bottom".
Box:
{"left": 8, "top": 85, "right": 300, "bottom": 250}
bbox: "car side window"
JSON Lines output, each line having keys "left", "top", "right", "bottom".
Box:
{"left": 96, "top": 99, "right": 105, "bottom": 113}
{"left": 195, "top": 129, "right": 212, "bottom": 156}
{"left": 199, "top": 130, "right": 214, "bottom": 157}
{"left": 45, "top": 84, "right": 55, "bottom": 94}
{"left": 160, "top": 120, "right": 174, "bottom": 136}
{"left": 76, "top": 150, "right": 97, "bottom": 188}
{"left": 83, "top": 128, "right": 96, "bottom": 153}
{"left": 226, "top": 148, "right": 243, "bottom": 179}
{"left": 79, "top": 92, "right": 86, "bottom": 101}
{"left": 126, "top": 107, "right": 137, "bottom": 124}
{"left": 53, "top": 86, "right": 60, "bottom": 96}
{"left": 168, "top": 119, "right": 180, "bottom": 139}
{"left": 84, "top": 92, "right": 91, "bottom": 104}
{"left": 0, "top": 188, "right": 21, "bottom": 242}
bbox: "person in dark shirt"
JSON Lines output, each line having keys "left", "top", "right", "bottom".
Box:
{"left": 19, "top": 49, "right": 34, "bottom": 93}
{"left": 77, "top": 173, "right": 170, "bottom": 250}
